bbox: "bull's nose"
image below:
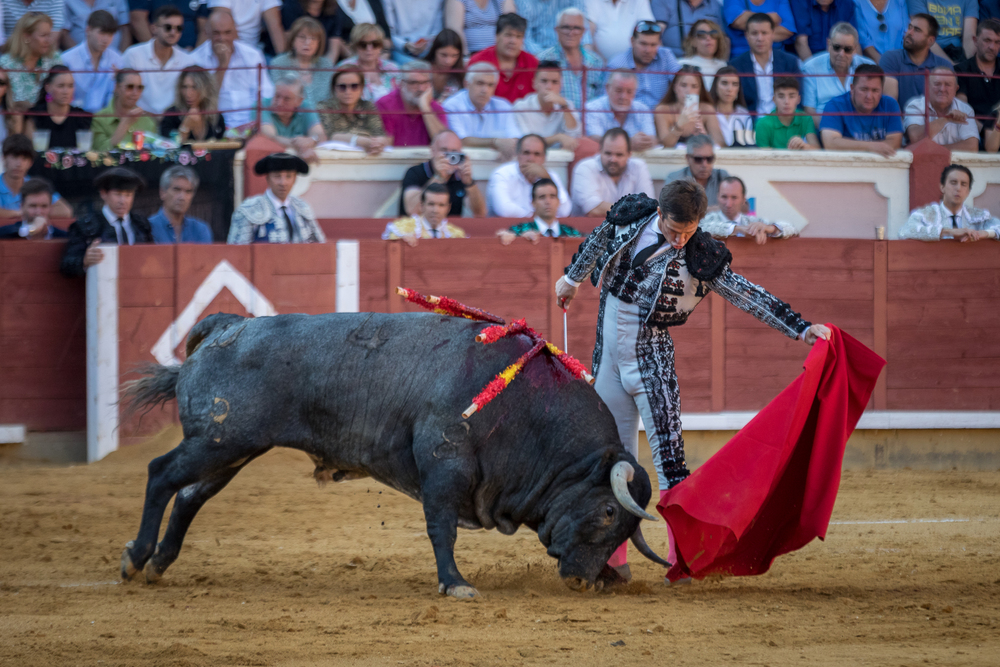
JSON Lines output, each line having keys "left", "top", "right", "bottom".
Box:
{"left": 564, "top": 576, "right": 590, "bottom": 592}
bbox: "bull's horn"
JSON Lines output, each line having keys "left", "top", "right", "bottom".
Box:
{"left": 630, "top": 525, "right": 670, "bottom": 567}
{"left": 610, "top": 461, "right": 658, "bottom": 521}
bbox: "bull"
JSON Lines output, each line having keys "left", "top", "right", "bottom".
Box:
{"left": 121, "top": 311, "right": 667, "bottom": 598}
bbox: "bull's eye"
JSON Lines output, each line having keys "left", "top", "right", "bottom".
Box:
{"left": 605, "top": 505, "right": 615, "bottom": 518}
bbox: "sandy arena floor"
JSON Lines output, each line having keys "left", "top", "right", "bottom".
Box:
{"left": 1, "top": 426, "right": 998, "bottom": 666}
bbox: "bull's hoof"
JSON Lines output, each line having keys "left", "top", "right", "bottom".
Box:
{"left": 564, "top": 576, "right": 591, "bottom": 592}
{"left": 594, "top": 564, "right": 629, "bottom": 591}
{"left": 143, "top": 558, "right": 166, "bottom": 584}
{"left": 439, "top": 583, "right": 480, "bottom": 600}
{"left": 120, "top": 541, "right": 139, "bottom": 581}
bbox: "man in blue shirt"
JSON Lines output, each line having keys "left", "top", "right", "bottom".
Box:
{"left": 802, "top": 21, "right": 874, "bottom": 121}
{"left": 652, "top": 0, "right": 725, "bottom": 57}
{"left": 791, "top": 0, "right": 857, "bottom": 59}
{"left": 724, "top": 0, "right": 797, "bottom": 56}
{"left": 149, "top": 166, "right": 213, "bottom": 244}
{"left": 880, "top": 14, "right": 953, "bottom": 109}
{"left": 819, "top": 63, "right": 904, "bottom": 155}
{"left": 607, "top": 20, "right": 680, "bottom": 108}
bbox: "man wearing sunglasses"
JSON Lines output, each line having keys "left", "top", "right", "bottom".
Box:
{"left": 607, "top": 20, "right": 680, "bottom": 109}
{"left": 802, "top": 22, "right": 874, "bottom": 125}
{"left": 880, "top": 13, "right": 952, "bottom": 109}
{"left": 651, "top": 0, "right": 723, "bottom": 57}
{"left": 122, "top": 5, "right": 195, "bottom": 115}
{"left": 790, "top": 0, "right": 856, "bottom": 60}
{"left": 665, "top": 134, "right": 728, "bottom": 206}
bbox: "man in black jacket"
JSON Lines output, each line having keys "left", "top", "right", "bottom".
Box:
{"left": 60, "top": 168, "right": 152, "bottom": 278}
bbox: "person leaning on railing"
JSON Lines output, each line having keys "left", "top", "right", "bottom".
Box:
{"left": 339, "top": 22, "right": 399, "bottom": 102}
{"left": 654, "top": 65, "right": 723, "bottom": 148}
{"left": 899, "top": 164, "right": 1000, "bottom": 241}
{"left": 160, "top": 66, "right": 227, "bottom": 143}
{"left": 91, "top": 69, "right": 158, "bottom": 151}
{"left": 424, "top": 28, "right": 464, "bottom": 102}
{"left": 903, "top": 67, "right": 980, "bottom": 152}
{"left": 0, "top": 12, "right": 63, "bottom": 107}
{"left": 676, "top": 18, "right": 730, "bottom": 88}
{"left": 268, "top": 16, "right": 335, "bottom": 106}
{"left": 25, "top": 66, "right": 93, "bottom": 150}
{"left": 818, "top": 63, "right": 903, "bottom": 157}
{"left": 710, "top": 66, "right": 755, "bottom": 147}
{"left": 754, "top": 77, "right": 819, "bottom": 150}
{"left": 260, "top": 73, "right": 327, "bottom": 163}
{"left": 316, "top": 66, "right": 390, "bottom": 154}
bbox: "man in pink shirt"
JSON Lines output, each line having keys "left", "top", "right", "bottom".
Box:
{"left": 376, "top": 61, "right": 449, "bottom": 146}
{"left": 468, "top": 13, "right": 539, "bottom": 103}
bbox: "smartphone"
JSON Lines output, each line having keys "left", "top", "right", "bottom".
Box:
{"left": 684, "top": 93, "right": 700, "bottom": 110}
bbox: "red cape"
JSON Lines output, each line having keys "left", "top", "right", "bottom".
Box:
{"left": 658, "top": 325, "right": 885, "bottom": 582}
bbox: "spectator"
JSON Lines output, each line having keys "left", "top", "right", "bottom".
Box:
{"left": 274, "top": 0, "right": 339, "bottom": 59}
{"left": 487, "top": 133, "right": 571, "bottom": 217}
{"left": 445, "top": 0, "right": 513, "bottom": 55}
{"left": 791, "top": 0, "right": 856, "bottom": 60}
{"left": 754, "top": 76, "right": 820, "bottom": 148}
{"left": 122, "top": 5, "right": 195, "bottom": 115}
{"left": 665, "top": 134, "right": 729, "bottom": 205}
{"left": 956, "top": 19, "right": 1000, "bottom": 138}
{"left": 0, "top": 178, "right": 67, "bottom": 239}
{"left": 160, "top": 66, "right": 227, "bottom": 142}
{"left": 802, "top": 22, "right": 874, "bottom": 124}
{"left": 206, "top": 0, "right": 285, "bottom": 54}
{"left": 537, "top": 7, "right": 605, "bottom": 111}
{"left": 701, "top": 176, "right": 797, "bottom": 241}
{"left": 25, "top": 66, "right": 94, "bottom": 149}
{"left": 260, "top": 74, "right": 327, "bottom": 163}
{"left": 585, "top": 0, "right": 654, "bottom": 63}
{"left": 583, "top": 70, "right": 658, "bottom": 151}
{"left": 129, "top": 0, "right": 209, "bottom": 51}
{"left": 676, "top": 18, "right": 730, "bottom": 87}
{"left": 92, "top": 69, "right": 158, "bottom": 151}
{"left": 654, "top": 64, "right": 723, "bottom": 147}
{"left": 819, "top": 63, "right": 903, "bottom": 155}
{"left": 62, "top": 0, "right": 130, "bottom": 52}
{"left": 856, "top": 0, "right": 907, "bottom": 64}
{"left": 0, "top": 12, "right": 63, "bottom": 105}
{"left": 498, "top": 177, "right": 582, "bottom": 243}
{"left": 881, "top": 14, "right": 952, "bottom": 109}
{"left": 442, "top": 62, "right": 520, "bottom": 158}
{"left": 988, "top": 115, "right": 1000, "bottom": 152}
{"left": 317, "top": 66, "right": 390, "bottom": 154}
{"left": 710, "top": 66, "right": 755, "bottom": 146}
{"left": 607, "top": 20, "right": 680, "bottom": 109}
{"left": 899, "top": 164, "right": 1000, "bottom": 240}
{"left": 148, "top": 165, "right": 212, "bottom": 243}
{"left": 1, "top": 0, "right": 64, "bottom": 37}
{"left": 331, "top": 0, "right": 392, "bottom": 64}
{"left": 191, "top": 9, "right": 273, "bottom": 129}
{"left": 268, "top": 17, "right": 335, "bottom": 106}
{"left": 426, "top": 28, "right": 465, "bottom": 101}
{"left": 724, "top": 0, "right": 796, "bottom": 57}
{"left": 652, "top": 0, "right": 724, "bottom": 58}
{"left": 909, "top": 0, "right": 977, "bottom": 62}
{"left": 383, "top": 182, "right": 466, "bottom": 243}
{"left": 903, "top": 67, "right": 979, "bottom": 150}
{"left": 468, "top": 13, "right": 538, "bottom": 103}
{"left": 376, "top": 61, "right": 449, "bottom": 146}
{"left": 513, "top": 60, "right": 581, "bottom": 150}
{"left": 0, "top": 135, "right": 73, "bottom": 219}
{"left": 512, "top": 0, "right": 586, "bottom": 56}
{"left": 228, "top": 153, "right": 326, "bottom": 244}
{"left": 571, "top": 127, "right": 654, "bottom": 217}
{"left": 729, "top": 13, "right": 802, "bottom": 117}
{"left": 60, "top": 167, "right": 152, "bottom": 277}
{"left": 384, "top": 0, "right": 444, "bottom": 63}
{"left": 399, "top": 129, "right": 484, "bottom": 216}
{"left": 339, "top": 23, "right": 400, "bottom": 102}
{"left": 0, "top": 68, "right": 20, "bottom": 144}
{"left": 61, "top": 10, "right": 124, "bottom": 113}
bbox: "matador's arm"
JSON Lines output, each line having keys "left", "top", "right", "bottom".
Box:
{"left": 707, "top": 265, "right": 812, "bottom": 340}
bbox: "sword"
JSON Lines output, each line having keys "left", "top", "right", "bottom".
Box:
{"left": 563, "top": 309, "right": 568, "bottom": 354}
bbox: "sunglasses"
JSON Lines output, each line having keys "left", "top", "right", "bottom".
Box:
{"left": 690, "top": 155, "right": 715, "bottom": 164}
{"left": 336, "top": 82, "right": 361, "bottom": 91}
{"left": 830, "top": 43, "right": 855, "bottom": 53}
{"left": 124, "top": 84, "right": 145, "bottom": 91}
{"left": 159, "top": 23, "right": 183, "bottom": 33}
{"left": 695, "top": 30, "right": 720, "bottom": 38}
{"left": 357, "top": 40, "right": 381, "bottom": 50}
{"left": 0, "top": 79, "right": 8, "bottom": 86}
{"left": 877, "top": 13, "right": 888, "bottom": 33}
{"left": 634, "top": 20, "right": 663, "bottom": 35}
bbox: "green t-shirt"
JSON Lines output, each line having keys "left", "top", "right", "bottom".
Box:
{"left": 754, "top": 112, "right": 817, "bottom": 149}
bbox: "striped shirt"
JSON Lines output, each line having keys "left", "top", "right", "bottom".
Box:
{"left": 2, "top": 0, "right": 65, "bottom": 34}
{"left": 514, "top": 0, "right": 590, "bottom": 55}
{"left": 536, "top": 44, "right": 605, "bottom": 110}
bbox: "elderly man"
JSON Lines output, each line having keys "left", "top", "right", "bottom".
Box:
{"left": 607, "top": 20, "right": 680, "bottom": 109}
{"left": 398, "top": 130, "right": 485, "bottom": 217}
{"left": 442, "top": 62, "right": 520, "bottom": 160}
{"left": 497, "top": 178, "right": 582, "bottom": 244}
{"left": 260, "top": 74, "right": 327, "bottom": 162}
{"left": 790, "top": 0, "right": 856, "bottom": 60}
{"left": 513, "top": 61, "right": 581, "bottom": 151}
{"left": 730, "top": 13, "right": 802, "bottom": 116}
{"left": 376, "top": 61, "right": 449, "bottom": 147}
{"left": 122, "top": 5, "right": 194, "bottom": 115}
{"left": 383, "top": 183, "right": 467, "bottom": 244}
{"left": 572, "top": 128, "right": 654, "bottom": 217}
{"left": 148, "top": 166, "right": 213, "bottom": 244}
{"left": 0, "top": 179, "right": 67, "bottom": 240}
{"left": 584, "top": 71, "right": 658, "bottom": 152}
{"left": 900, "top": 164, "right": 1000, "bottom": 241}
{"left": 665, "top": 134, "right": 729, "bottom": 206}
{"left": 514, "top": 0, "right": 588, "bottom": 56}
{"left": 700, "top": 176, "right": 797, "bottom": 243}
{"left": 880, "top": 14, "right": 952, "bottom": 109}
{"left": 956, "top": 19, "right": 1000, "bottom": 137}
{"left": 487, "top": 134, "right": 572, "bottom": 218}
{"left": 468, "top": 13, "right": 539, "bottom": 103}
{"left": 802, "top": 22, "right": 875, "bottom": 124}
{"left": 537, "top": 7, "right": 606, "bottom": 111}
{"left": 904, "top": 67, "right": 979, "bottom": 151}
{"left": 819, "top": 64, "right": 904, "bottom": 157}
{"left": 228, "top": 153, "right": 325, "bottom": 244}
{"left": 61, "top": 10, "right": 123, "bottom": 113}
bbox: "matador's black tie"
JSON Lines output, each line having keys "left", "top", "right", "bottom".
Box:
{"left": 632, "top": 233, "right": 666, "bottom": 269}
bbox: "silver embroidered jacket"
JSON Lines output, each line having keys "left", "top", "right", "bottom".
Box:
{"left": 699, "top": 211, "right": 798, "bottom": 239}
{"left": 227, "top": 194, "right": 326, "bottom": 245}
{"left": 898, "top": 202, "right": 1000, "bottom": 241}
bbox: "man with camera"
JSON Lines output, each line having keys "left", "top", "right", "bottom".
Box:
{"left": 398, "top": 130, "right": 486, "bottom": 218}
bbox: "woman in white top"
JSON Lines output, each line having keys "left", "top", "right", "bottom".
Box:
{"left": 676, "top": 19, "right": 729, "bottom": 89}
{"left": 711, "top": 66, "right": 755, "bottom": 148}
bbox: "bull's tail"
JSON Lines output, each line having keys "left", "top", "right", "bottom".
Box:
{"left": 121, "top": 364, "right": 181, "bottom": 418}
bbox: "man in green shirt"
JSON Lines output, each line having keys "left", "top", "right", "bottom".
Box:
{"left": 754, "top": 77, "right": 820, "bottom": 150}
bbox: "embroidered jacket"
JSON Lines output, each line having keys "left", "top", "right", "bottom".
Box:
{"left": 382, "top": 216, "right": 467, "bottom": 240}
{"left": 699, "top": 211, "right": 798, "bottom": 239}
{"left": 508, "top": 221, "right": 582, "bottom": 238}
{"left": 227, "top": 194, "right": 325, "bottom": 245}
{"left": 898, "top": 201, "right": 1000, "bottom": 241}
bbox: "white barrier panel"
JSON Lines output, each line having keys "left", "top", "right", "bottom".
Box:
{"left": 86, "top": 245, "right": 119, "bottom": 463}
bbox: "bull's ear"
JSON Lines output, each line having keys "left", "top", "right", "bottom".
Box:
{"left": 587, "top": 447, "right": 623, "bottom": 483}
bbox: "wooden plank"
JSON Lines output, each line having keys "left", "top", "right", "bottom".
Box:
{"left": 725, "top": 327, "right": 873, "bottom": 357}
{"left": 119, "top": 277, "right": 174, "bottom": 308}
{"left": 886, "top": 358, "right": 1000, "bottom": 388}
{"left": 887, "top": 269, "right": 1000, "bottom": 300}
{"left": 0, "top": 271, "right": 85, "bottom": 304}
{"left": 0, "top": 335, "right": 85, "bottom": 369}
{"left": 711, "top": 292, "right": 724, "bottom": 411}
{"left": 888, "top": 239, "right": 1000, "bottom": 271}
{"left": 0, "top": 241, "right": 65, "bottom": 273}
{"left": 724, "top": 298, "right": 874, "bottom": 331}
{"left": 0, "top": 367, "right": 86, "bottom": 399}
{"left": 386, "top": 242, "right": 402, "bottom": 314}
{"left": 252, "top": 244, "right": 337, "bottom": 314}
{"left": 887, "top": 387, "right": 1000, "bottom": 411}
{"left": 887, "top": 328, "right": 997, "bottom": 359}
{"left": 118, "top": 244, "right": 174, "bottom": 279}
{"left": 873, "top": 241, "right": 888, "bottom": 409}
{"left": 728, "top": 239, "right": 874, "bottom": 270}
{"left": 0, "top": 398, "right": 86, "bottom": 431}
{"left": 0, "top": 302, "right": 84, "bottom": 335}
{"left": 729, "top": 268, "right": 874, "bottom": 300}
{"left": 887, "top": 299, "right": 1000, "bottom": 327}
{"left": 358, "top": 239, "right": 388, "bottom": 313}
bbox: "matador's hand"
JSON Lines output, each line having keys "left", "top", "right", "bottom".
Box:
{"left": 555, "top": 275, "right": 578, "bottom": 309}
{"left": 803, "top": 323, "right": 832, "bottom": 346}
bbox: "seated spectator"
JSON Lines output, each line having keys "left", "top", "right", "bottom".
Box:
{"left": 317, "top": 67, "right": 390, "bottom": 154}
{"left": 710, "top": 66, "right": 755, "bottom": 146}
{"left": 903, "top": 67, "right": 979, "bottom": 151}
{"left": 790, "top": 0, "right": 856, "bottom": 60}
{"left": 160, "top": 66, "right": 227, "bottom": 143}
{"left": 987, "top": 114, "right": 1000, "bottom": 152}
{"left": 585, "top": 0, "right": 655, "bottom": 63}
{"left": 607, "top": 20, "right": 680, "bottom": 109}
{"left": 228, "top": 153, "right": 326, "bottom": 244}
{"left": 881, "top": 14, "right": 952, "bottom": 109}
{"left": 0, "top": 178, "right": 68, "bottom": 240}
{"left": 61, "top": 10, "right": 123, "bottom": 114}
{"left": 426, "top": 29, "right": 465, "bottom": 101}
{"left": 899, "top": 164, "right": 1000, "bottom": 241}
{"left": 487, "top": 133, "right": 572, "bottom": 217}
{"left": 665, "top": 134, "right": 729, "bottom": 206}
{"left": 148, "top": 166, "right": 212, "bottom": 244}
{"left": 92, "top": 69, "right": 159, "bottom": 151}
{"left": 537, "top": 8, "right": 606, "bottom": 111}
{"left": 273, "top": 0, "right": 339, "bottom": 59}
{"left": 910, "top": 0, "right": 977, "bottom": 62}
{"left": 819, "top": 64, "right": 903, "bottom": 156}
{"left": 268, "top": 17, "right": 335, "bottom": 106}
{"left": 63, "top": 2, "right": 128, "bottom": 51}
{"left": 122, "top": 5, "right": 194, "bottom": 115}
{"left": 25, "top": 66, "right": 94, "bottom": 149}
{"left": 755, "top": 77, "right": 820, "bottom": 149}
{"left": 331, "top": 0, "right": 393, "bottom": 64}
{"left": 60, "top": 167, "right": 152, "bottom": 277}
{"left": 956, "top": 19, "right": 1000, "bottom": 140}
{"left": 260, "top": 74, "right": 327, "bottom": 162}
{"left": 654, "top": 65, "right": 723, "bottom": 148}
{"left": 856, "top": 0, "right": 907, "bottom": 63}
{"left": 653, "top": 0, "right": 724, "bottom": 58}
{"left": 513, "top": 0, "right": 584, "bottom": 56}
{"left": 513, "top": 61, "right": 581, "bottom": 150}
{"left": 383, "top": 182, "right": 467, "bottom": 243}
{"left": 676, "top": 18, "right": 730, "bottom": 88}
{"left": 445, "top": 0, "right": 511, "bottom": 55}
{"left": 206, "top": 0, "right": 286, "bottom": 54}
{"left": 724, "top": 0, "right": 796, "bottom": 57}
{"left": 0, "top": 135, "right": 73, "bottom": 220}
{"left": 192, "top": 9, "right": 274, "bottom": 129}
{"left": 442, "top": 62, "right": 520, "bottom": 158}
{"left": 375, "top": 61, "right": 449, "bottom": 146}
{"left": 385, "top": 0, "right": 444, "bottom": 62}
{"left": 583, "top": 70, "right": 658, "bottom": 151}
{"left": 0, "top": 12, "right": 63, "bottom": 106}
{"left": 802, "top": 22, "right": 875, "bottom": 124}
{"left": 468, "top": 13, "right": 539, "bottom": 103}
{"left": 1, "top": 0, "right": 63, "bottom": 38}
{"left": 729, "top": 13, "right": 802, "bottom": 117}
{"left": 571, "top": 127, "right": 654, "bottom": 217}
{"left": 700, "top": 175, "right": 798, "bottom": 242}
{"left": 0, "top": 68, "right": 23, "bottom": 143}
{"left": 399, "top": 130, "right": 485, "bottom": 217}
{"left": 129, "top": 0, "right": 209, "bottom": 51}
{"left": 340, "top": 23, "right": 400, "bottom": 102}
{"left": 498, "top": 178, "right": 582, "bottom": 244}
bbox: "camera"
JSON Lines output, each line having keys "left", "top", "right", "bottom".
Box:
{"left": 444, "top": 151, "right": 466, "bottom": 165}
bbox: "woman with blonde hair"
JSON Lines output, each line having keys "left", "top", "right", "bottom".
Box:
{"left": 269, "top": 17, "right": 335, "bottom": 105}
{"left": 338, "top": 23, "right": 399, "bottom": 101}
{"left": 654, "top": 65, "right": 723, "bottom": 148}
{"left": 0, "top": 12, "right": 62, "bottom": 106}
{"left": 160, "top": 67, "right": 226, "bottom": 143}
{"left": 91, "top": 69, "right": 158, "bottom": 151}
{"left": 676, "top": 20, "right": 729, "bottom": 89}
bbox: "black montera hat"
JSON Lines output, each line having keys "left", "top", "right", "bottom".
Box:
{"left": 94, "top": 167, "right": 145, "bottom": 192}
{"left": 254, "top": 152, "right": 310, "bottom": 175}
